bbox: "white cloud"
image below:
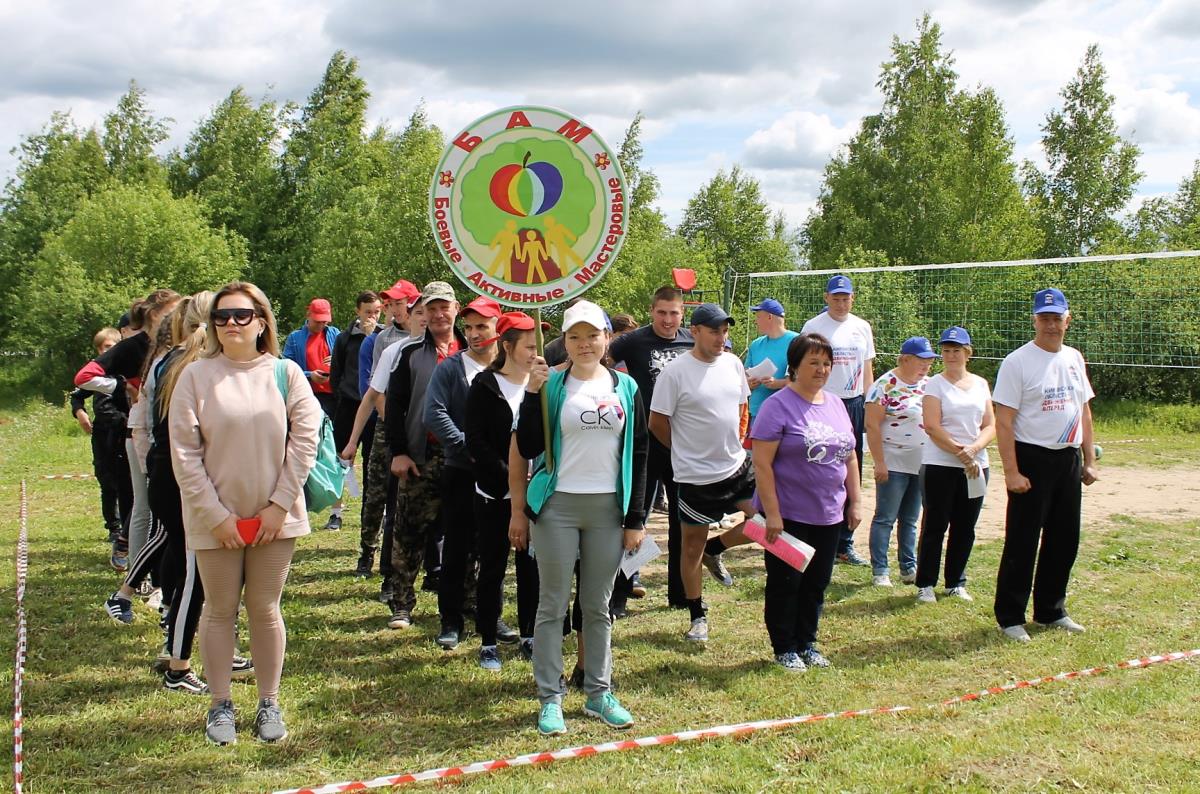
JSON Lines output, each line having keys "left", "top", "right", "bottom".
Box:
{"left": 743, "top": 111, "right": 857, "bottom": 171}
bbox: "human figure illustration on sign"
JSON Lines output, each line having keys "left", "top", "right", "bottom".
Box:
{"left": 542, "top": 215, "right": 583, "bottom": 273}
{"left": 520, "top": 230, "right": 550, "bottom": 284}
{"left": 488, "top": 220, "right": 520, "bottom": 280}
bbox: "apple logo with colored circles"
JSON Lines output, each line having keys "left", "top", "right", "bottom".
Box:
{"left": 489, "top": 152, "right": 564, "bottom": 217}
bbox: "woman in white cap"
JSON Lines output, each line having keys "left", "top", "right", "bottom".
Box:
{"left": 914, "top": 326, "right": 994, "bottom": 603}
{"left": 509, "top": 299, "right": 648, "bottom": 736}
{"left": 864, "top": 337, "right": 935, "bottom": 586}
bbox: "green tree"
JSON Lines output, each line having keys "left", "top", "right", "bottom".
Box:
{"left": 167, "top": 87, "right": 289, "bottom": 287}
{"left": 0, "top": 113, "right": 110, "bottom": 341}
{"left": 102, "top": 80, "right": 171, "bottom": 185}
{"left": 804, "top": 15, "right": 1040, "bottom": 267}
{"left": 270, "top": 51, "right": 371, "bottom": 321}
{"left": 20, "top": 183, "right": 246, "bottom": 388}
{"left": 1022, "top": 44, "right": 1142, "bottom": 256}
{"left": 679, "top": 165, "right": 792, "bottom": 274}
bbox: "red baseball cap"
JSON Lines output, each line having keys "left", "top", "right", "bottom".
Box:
{"left": 484, "top": 311, "right": 536, "bottom": 344}
{"left": 307, "top": 298, "right": 332, "bottom": 322}
{"left": 462, "top": 296, "right": 503, "bottom": 319}
{"left": 379, "top": 279, "right": 420, "bottom": 303}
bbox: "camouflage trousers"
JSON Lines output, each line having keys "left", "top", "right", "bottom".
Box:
{"left": 388, "top": 444, "right": 476, "bottom": 614}
{"left": 360, "top": 417, "right": 391, "bottom": 553}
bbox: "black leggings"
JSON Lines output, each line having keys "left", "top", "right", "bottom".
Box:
{"left": 473, "top": 493, "right": 539, "bottom": 645}
{"left": 915, "top": 465, "right": 986, "bottom": 589}
{"left": 148, "top": 458, "right": 204, "bottom": 661}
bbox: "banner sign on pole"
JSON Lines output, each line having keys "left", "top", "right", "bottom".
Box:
{"left": 430, "top": 106, "right": 628, "bottom": 307}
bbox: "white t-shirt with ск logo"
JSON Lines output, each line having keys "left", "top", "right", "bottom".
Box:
{"left": 556, "top": 373, "right": 627, "bottom": 494}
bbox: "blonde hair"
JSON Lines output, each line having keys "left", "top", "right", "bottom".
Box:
{"left": 157, "top": 291, "right": 216, "bottom": 420}
{"left": 92, "top": 327, "right": 120, "bottom": 352}
{"left": 204, "top": 282, "right": 280, "bottom": 359}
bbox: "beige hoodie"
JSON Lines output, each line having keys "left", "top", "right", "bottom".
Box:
{"left": 169, "top": 353, "right": 321, "bottom": 550}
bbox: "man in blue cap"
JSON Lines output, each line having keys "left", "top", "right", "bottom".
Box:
{"left": 801, "top": 274, "right": 875, "bottom": 565}
{"left": 992, "top": 288, "right": 1099, "bottom": 642}
{"left": 745, "top": 298, "right": 799, "bottom": 429}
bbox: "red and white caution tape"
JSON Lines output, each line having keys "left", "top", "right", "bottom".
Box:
{"left": 275, "top": 649, "right": 1199, "bottom": 794}
{"left": 13, "top": 481, "right": 28, "bottom": 794}
{"left": 39, "top": 474, "right": 92, "bottom": 481}
{"left": 275, "top": 706, "right": 909, "bottom": 794}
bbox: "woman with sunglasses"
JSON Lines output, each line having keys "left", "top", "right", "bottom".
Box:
{"left": 169, "top": 282, "right": 321, "bottom": 745}
{"left": 510, "top": 300, "right": 648, "bottom": 736}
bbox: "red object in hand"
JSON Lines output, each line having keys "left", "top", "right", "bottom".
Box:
{"left": 236, "top": 518, "right": 261, "bottom": 545}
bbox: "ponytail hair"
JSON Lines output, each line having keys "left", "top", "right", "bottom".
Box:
{"left": 157, "top": 291, "right": 215, "bottom": 420}
{"left": 489, "top": 327, "right": 534, "bottom": 372}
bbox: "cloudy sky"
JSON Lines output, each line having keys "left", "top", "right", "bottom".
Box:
{"left": 2, "top": 0, "right": 1198, "bottom": 230}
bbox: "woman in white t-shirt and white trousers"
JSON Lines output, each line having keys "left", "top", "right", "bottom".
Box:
{"left": 914, "top": 327, "right": 995, "bottom": 603}
{"left": 864, "top": 337, "right": 934, "bottom": 586}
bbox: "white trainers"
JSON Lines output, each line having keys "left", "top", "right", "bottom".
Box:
{"left": 684, "top": 617, "right": 709, "bottom": 642}
{"left": 871, "top": 575, "right": 893, "bottom": 587}
{"left": 1040, "top": 616, "right": 1085, "bottom": 634}
{"left": 1000, "top": 624, "right": 1031, "bottom": 642}
{"left": 899, "top": 569, "right": 917, "bottom": 585}
{"left": 945, "top": 586, "right": 973, "bottom": 602}
{"left": 915, "top": 586, "right": 936, "bottom": 603}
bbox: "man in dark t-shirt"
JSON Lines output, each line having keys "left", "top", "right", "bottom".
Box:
{"left": 607, "top": 286, "right": 695, "bottom": 608}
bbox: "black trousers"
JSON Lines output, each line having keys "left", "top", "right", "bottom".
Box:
{"left": 93, "top": 422, "right": 133, "bottom": 538}
{"left": 763, "top": 519, "right": 841, "bottom": 655}
{"left": 333, "top": 396, "right": 373, "bottom": 465}
{"left": 916, "top": 465, "right": 986, "bottom": 589}
{"left": 643, "top": 437, "right": 684, "bottom": 605}
{"left": 838, "top": 395, "right": 865, "bottom": 554}
{"left": 993, "top": 443, "right": 1082, "bottom": 628}
{"left": 436, "top": 464, "right": 480, "bottom": 629}
{"left": 473, "top": 493, "right": 539, "bottom": 644}
{"left": 148, "top": 458, "right": 203, "bottom": 661}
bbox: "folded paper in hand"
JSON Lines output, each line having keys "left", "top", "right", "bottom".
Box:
{"left": 745, "top": 359, "right": 777, "bottom": 380}
{"left": 620, "top": 535, "right": 661, "bottom": 579}
{"left": 744, "top": 514, "right": 815, "bottom": 572}
{"left": 344, "top": 461, "right": 361, "bottom": 499}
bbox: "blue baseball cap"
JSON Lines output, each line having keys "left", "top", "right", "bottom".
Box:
{"left": 938, "top": 326, "right": 972, "bottom": 346}
{"left": 826, "top": 274, "right": 853, "bottom": 294}
{"left": 1033, "top": 288, "right": 1068, "bottom": 315}
{"left": 750, "top": 297, "right": 785, "bottom": 317}
{"left": 900, "top": 336, "right": 937, "bottom": 358}
{"left": 690, "top": 302, "right": 736, "bottom": 329}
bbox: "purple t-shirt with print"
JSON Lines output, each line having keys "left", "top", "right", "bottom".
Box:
{"left": 750, "top": 387, "right": 856, "bottom": 526}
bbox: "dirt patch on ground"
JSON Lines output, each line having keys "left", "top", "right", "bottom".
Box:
{"left": 644, "top": 464, "right": 1200, "bottom": 546}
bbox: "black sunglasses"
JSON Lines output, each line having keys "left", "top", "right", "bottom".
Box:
{"left": 212, "top": 308, "right": 259, "bottom": 327}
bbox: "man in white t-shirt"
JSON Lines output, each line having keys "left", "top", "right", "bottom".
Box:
{"left": 801, "top": 274, "right": 875, "bottom": 566}
{"left": 992, "top": 288, "right": 1099, "bottom": 643}
{"left": 649, "top": 303, "right": 754, "bottom": 643}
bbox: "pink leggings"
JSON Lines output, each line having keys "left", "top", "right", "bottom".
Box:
{"left": 195, "top": 539, "right": 295, "bottom": 701}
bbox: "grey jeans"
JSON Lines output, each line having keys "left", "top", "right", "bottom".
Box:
{"left": 531, "top": 491, "right": 624, "bottom": 704}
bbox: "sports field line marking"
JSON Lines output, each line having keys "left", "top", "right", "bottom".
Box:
{"left": 273, "top": 648, "right": 1199, "bottom": 794}
{"left": 13, "top": 480, "right": 28, "bottom": 794}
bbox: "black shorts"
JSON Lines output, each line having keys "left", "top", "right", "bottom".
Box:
{"left": 676, "top": 457, "right": 756, "bottom": 527}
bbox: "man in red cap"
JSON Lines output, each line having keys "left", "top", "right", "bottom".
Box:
{"left": 283, "top": 297, "right": 343, "bottom": 528}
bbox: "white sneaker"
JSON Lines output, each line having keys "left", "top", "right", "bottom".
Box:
{"left": 1000, "top": 624, "right": 1031, "bottom": 642}
{"left": 945, "top": 586, "right": 973, "bottom": 602}
{"left": 915, "top": 586, "right": 936, "bottom": 603}
{"left": 684, "top": 617, "right": 709, "bottom": 642}
{"left": 872, "top": 575, "right": 893, "bottom": 587}
{"left": 145, "top": 587, "right": 163, "bottom": 610}
{"left": 1040, "top": 616, "right": 1085, "bottom": 634}
{"left": 899, "top": 569, "right": 917, "bottom": 585}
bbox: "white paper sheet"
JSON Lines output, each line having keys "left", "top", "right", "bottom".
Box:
{"left": 620, "top": 535, "right": 662, "bottom": 578}
{"left": 745, "top": 358, "right": 777, "bottom": 380}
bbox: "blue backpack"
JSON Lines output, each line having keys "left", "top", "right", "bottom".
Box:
{"left": 272, "top": 359, "right": 345, "bottom": 513}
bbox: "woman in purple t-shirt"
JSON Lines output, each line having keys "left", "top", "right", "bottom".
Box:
{"left": 751, "top": 333, "right": 862, "bottom": 671}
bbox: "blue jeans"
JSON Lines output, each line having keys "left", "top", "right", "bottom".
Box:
{"left": 868, "top": 471, "right": 921, "bottom": 576}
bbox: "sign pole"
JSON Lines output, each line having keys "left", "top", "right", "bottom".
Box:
{"left": 533, "top": 307, "right": 553, "bottom": 473}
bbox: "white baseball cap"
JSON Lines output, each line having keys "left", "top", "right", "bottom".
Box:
{"left": 562, "top": 300, "right": 608, "bottom": 333}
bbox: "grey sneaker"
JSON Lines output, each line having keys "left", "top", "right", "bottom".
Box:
{"left": 899, "top": 569, "right": 917, "bottom": 585}
{"left": 1040, "top": 616, "right": 1085, "bottom": 634}
{"left": 702, "top": 553, "right": 733, "bottom": 586}
{"left": 837, "top": 548, "right": 869, "bottom": 566}
{"left": 916, "top": 586, "right": 937, "bottom": 604}
{"left": 684, "top": 617, "right": 709, "bottom": 642}
{"left": 205, "top": 699, "right": 236, "bottom": 745}
{"left": 1000, "top": 624, "right": 1031, "bottom": 643}
{"left": 253, "top": 698, "right": 288, "bottom": 743}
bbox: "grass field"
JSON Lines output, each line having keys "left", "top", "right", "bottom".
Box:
{"left": 2, "top": 395, "right": 1199, "bottom": 793}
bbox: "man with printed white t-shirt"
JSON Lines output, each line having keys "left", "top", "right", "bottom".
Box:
{"left": 992, "top": 288, "right": 1099, "bottom": 642}
{"left": 649, "top": 303, "right": 755, "bottom": 643}
{"left": 801, "top": 274, "right": 875, "bottom": 566}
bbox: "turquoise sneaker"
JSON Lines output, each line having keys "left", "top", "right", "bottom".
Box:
{"left": 583, "top": 692, "right": 634, "bottom": 729}
{"left": 538, "top": 703, "right": 567, "bottom": 736}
